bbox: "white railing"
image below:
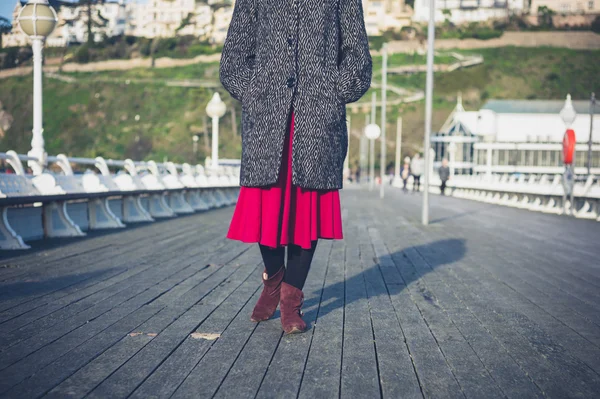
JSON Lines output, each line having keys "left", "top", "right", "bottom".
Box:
{"left": 393, "top": 173, "right": 600, "bottom": 221}
{"left": 0, "top": 151, "right": 241, "bottom": 250}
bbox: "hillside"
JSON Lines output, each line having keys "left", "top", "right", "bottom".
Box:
{"left": 0, "top": 47, "right": 599, "bottom": 170}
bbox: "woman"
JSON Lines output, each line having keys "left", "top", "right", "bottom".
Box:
{"left": 401, "top": 157, "right": 411, "bottom": 193}
{"left": 220, "top": 0, "right": 372, "bottom": 334}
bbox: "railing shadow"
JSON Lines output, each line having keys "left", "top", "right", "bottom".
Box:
{"left": 0, "top": 268, "right": 118, "bottom": 301}
{"left": 305, "top": 239, "right": 466, "bottom": 323}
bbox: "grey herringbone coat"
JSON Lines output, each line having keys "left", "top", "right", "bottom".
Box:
{"left": 220, "top": 0, "right": 372, "bottom": 190}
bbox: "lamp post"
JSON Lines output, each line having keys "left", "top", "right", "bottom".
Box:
{"left": 365, "top": 122, "right": 381, "bottom": 191}
{"left": 344, "top": 115, "right": 351, "bottom": 182}
{"left": 588, "top": 92, "right": 595, "bottom": 176}
{"left": 380, "top": 43, "right": 388, "bottom": 199}
{"left": 17, "top": 0, "right": 58, "bottom": 176}
{"left": 448, "top": 141, "right": 457, "bottom": 178}
{"left": 394, "top": 117, "right": 402, "bottom": 185}
{"left": 368, "top": 92, "right": 377, "bottom": 190}
{"left": 560, "top": 94, "right": 577, "bottom": 215}
{"left": 422, "top": 0, "right": 436, "bottom": 226}
{"left": 192, "top": 134, "right": 199, "bottom": 160}
{"left": 205, "top": 92, "right": 226, "bottom": 170}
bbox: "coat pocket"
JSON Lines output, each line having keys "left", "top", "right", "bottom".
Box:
{"left": 241, "top": 66, "right": 261, "bottom": 108}
{"left": 324, "top": 67, "right": 345, "bottom": 105}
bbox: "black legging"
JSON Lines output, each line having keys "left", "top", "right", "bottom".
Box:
{"left": 259, "top": 242, "right": 318, "bottom": 290}
{"left": 413, "top": 175, "right": 421, "bottom": 192}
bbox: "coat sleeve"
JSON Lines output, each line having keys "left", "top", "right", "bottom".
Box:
{"left": 219, "top": 0, "right": 257, "bottom": 102}
{"left": 337, "top": 0, "right": 372, "bottom": 104}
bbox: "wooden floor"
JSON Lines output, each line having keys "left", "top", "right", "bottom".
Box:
{"left": 1, "top": 187, "right": 600, "bottom": 399}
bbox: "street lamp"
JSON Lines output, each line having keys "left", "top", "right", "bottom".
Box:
{"left": 17, "top": 0, "right": 58, "bottom": 175}
{"left": 588, "top": 92, "right": 595, "bottom": 175}
{"left": 192, "top": 134, "right": 199, "bottom": 159}
{"left": 448, "top": 141, "right": 457, "bottom": 177}
{"left": 380, "top": 43, "right": 388, "bottom": 199}
{"left": 394, "top": 117, "right": 402, "bottom": 185}
{"left": 422, "top": 0, "right": 436, "bottom": 226}
{"left": 206, "top": 92, "right": 226, "bottom": 170}
{"left": 365, "top": 121, "right": 381, "bottom": 191}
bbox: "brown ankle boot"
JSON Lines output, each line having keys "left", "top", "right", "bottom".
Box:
{"left": 280, "top": 282, "right": 307, "bottom": 334}
{"left": 251, "top": 267, "right": 284, "bottom": 322}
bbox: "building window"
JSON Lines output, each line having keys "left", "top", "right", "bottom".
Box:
{"left": 589, "top": 0, "right": 594, "bottom": 9}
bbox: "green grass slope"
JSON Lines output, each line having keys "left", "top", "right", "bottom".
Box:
{"left": 0, "top": 47, "right": 598, "bottom": 169}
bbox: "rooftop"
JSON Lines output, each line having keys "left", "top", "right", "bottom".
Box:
{"left": 482, "top": 99, "right": 599, "bottom": 115}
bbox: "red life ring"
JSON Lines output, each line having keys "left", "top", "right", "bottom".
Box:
{"left": 562, "top": 129, "right": 576, "bottom": 165}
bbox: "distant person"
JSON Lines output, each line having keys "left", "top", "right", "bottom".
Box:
{"left": 400, "top": 157, "right": 411, "bottom": 193}
{"left": 221, "top": 0, "right": 372, "bottom": 334}
{"left": 356, "top": 165, "right": 361, "bottom": 183}
{"left": 411, "top": 153, "right": 424, "bottom": 193}
{"left": 439, "top": 158, "right": 450, "bottom": 195}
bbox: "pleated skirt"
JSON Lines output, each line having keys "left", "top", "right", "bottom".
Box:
{"left": 226, "top": 113, "right": 343, "bottom": 249}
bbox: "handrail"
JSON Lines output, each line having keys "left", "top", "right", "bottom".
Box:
{"left": 0, "top": 152, "right": 39, "bottom": 162}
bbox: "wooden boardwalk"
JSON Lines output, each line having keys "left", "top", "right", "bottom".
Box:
{"left": 1, "top": 188, "right": 599, "bottom": 399}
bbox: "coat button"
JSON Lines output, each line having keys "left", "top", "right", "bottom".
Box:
{"left": 287, "top": 36, "right": 294, "bottom": 46}
{"left": 287, "top": 77, "right": 295, "bottom": 88}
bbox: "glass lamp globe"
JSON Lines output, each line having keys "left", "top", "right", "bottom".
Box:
{"left": 365, "top": 123, "right": 381, "bottom": 140}
{"left": 206, "top": 93, "right": 227, "bottom": 119}
{"left": 18, "top": 0, "right": 58, "bottom": 38}
{"left": 559, "top": 94, "right": 577, "bottom": 128}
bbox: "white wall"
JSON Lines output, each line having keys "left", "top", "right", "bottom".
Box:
{"left": 413, "top": 0, "right": 525, "bottom": 23}
{"left": 492, "top": 113, "right": 600, "bottom": 143}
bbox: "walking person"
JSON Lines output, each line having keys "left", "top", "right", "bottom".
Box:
{"left": 439, "top": 158, "right": 450, "bottom": 195}
{"left": 221, "top": 0, "right": 372, "bottom": 334}
{"left": 400, "top": 156, "right": 411, "bottom": 193}
{"left": 411, "top": 153, "right": 424, "bottom": 193}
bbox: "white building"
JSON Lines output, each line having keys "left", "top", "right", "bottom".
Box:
{"left": 432, "top": 96, "right": 600, "bottom": 176}
{"left": 2, "top": 2, "right": 28, "bottom": 48}
{"left": 530, "top": 0, "right": 600, "bottom": 14}
{"left": 127, "top": 0, "right": 230, "bottom": 42}
{"left": 413, "top": 0, "right": 526, "bottom": 24}
{"left": 4, "top": 0, "right": 128, "bottom": 47}
{"left": 363, "top": 0, "right": 413, "bottom": 36}
{"left": 59, "top": 0, "right": 128, "bottom": 44}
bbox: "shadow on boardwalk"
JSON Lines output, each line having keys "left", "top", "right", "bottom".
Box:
{"left": 306, "top": 239, "right": 467, "bottom": 322}
{"left": 0, "top": 268, "right": 117, "bottom": 301}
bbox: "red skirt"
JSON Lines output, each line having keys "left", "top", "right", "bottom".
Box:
{"left": 227, "top": 113, "right": 343, "bottom": 249}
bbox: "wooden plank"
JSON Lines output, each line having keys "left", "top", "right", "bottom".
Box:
{"left": 84, "top": 254, "right": 259, "bottom": 399}
{"left": 35, "top": 244, "right": 255, "bottom": 399}
{"left": 407, "top": 225, "right": 600, "bottom": 398}
{"left": 339, "top": 228, "right": 386, "bottom": 399}
{"left": 255, "top": 241, "right": 333, "bottom": 399}
{"left": 0, "top": 216, "right": 207, "bottom": 314}
{"left": 170, "top": 290, "right": 262, "bottom": 398}
{"left": 0, "top": 210, "right": 206, "bottom": 282}
{"left": 252, "top": 240, "right": 340, "bottom": 399}
{"left": 353, "top": 224, "right": 463, "bottom": 397}
{"left": 370, "top": 228, "right": 504, "bottom": 399}
{"left": 0, "top": 229, "right": 214, "bottom": 340}
{"left": 128, "top": 267, "right": 263, "bottom": 399}
{"left": 0, "top": 240, "right": 246, "bottom": 394}
{"left": 418, "top": 209, "right": 600, "bottom": 374}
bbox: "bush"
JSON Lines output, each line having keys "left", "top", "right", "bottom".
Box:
{"left": 0, "top": 47, "right": 18, "bottom": 69}
{"left": 592, "top": 16, "right": 600, "bottom": 33}
{"left": 74, "top": 44, "right": 90, "bottom": 64}
{"left": 368, "top": 36, "right": 385, "bottom": 50}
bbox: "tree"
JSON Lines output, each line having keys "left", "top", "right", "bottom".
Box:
{"left": 537, "top": 6, "right": 555, "bottom": 29}
{"left": 0, "top": 16, "right": 11, "bottom": 50}
{"left": 176, "top": 13, "right": 195, "bottom": 34}
{"left": 70, "top": 0, "right": 108, "bottom": 46}
{"left": 196, "top": 0, "right": 231, "bottom": 43}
